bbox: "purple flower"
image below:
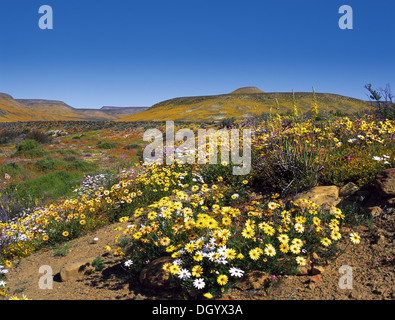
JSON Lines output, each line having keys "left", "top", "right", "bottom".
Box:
{"left": 269, "top": 274, "right": 278, "bottom": 281}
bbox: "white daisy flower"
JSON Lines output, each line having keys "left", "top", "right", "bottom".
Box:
{"left": 124, "top": 260, "right": 133, "bottom": 267}
{"left": 229, "top": 267, "right": 244, "bottom": 278}
{"left": 193, "top": 278, "right": 206, "bottom": 289}
{"left": 178, "top": 268, "right": 191, "bottom": 280}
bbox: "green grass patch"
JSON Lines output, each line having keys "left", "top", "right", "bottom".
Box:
{"left": 14, "top": 171, "right": 85, "bottom": 204}
{"left": 97, "top": 141, "right": 117, "bottom": 149}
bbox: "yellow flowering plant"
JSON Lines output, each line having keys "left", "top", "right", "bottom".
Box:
{"left": 116, "top": 167, "right": 361, "bottom": 298}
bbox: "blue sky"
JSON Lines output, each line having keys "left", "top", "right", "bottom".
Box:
{"left": 0, "top": 0, "right": 394, "bottom": 109}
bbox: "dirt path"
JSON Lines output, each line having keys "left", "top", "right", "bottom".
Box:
{"left": 6, "top": 221, "right": 134, "bottom": 300}
{"left": 5, "top": 213, "right": 395, "bottom": 300}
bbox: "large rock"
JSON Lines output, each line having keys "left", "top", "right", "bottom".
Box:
{"left": 339, "top": 182, "right": 359, "bottom": 197}
{"left": 60, "top": 258, "right": 95, "bottom": 282}
{"left": 139, "top": 256, "right": 179, "bottom": 290}
{"left": 293, "top": 186, "right": 340, "bottom": 206}
{"left": 375, "top": 168, "right": 395, "bottom": 197}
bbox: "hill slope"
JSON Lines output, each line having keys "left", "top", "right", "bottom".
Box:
{"left": 118, "top": 89, "right": 373, "bottom": 122}
{"left": 16, "top": 99, "right": 117, "bottom": 121}
{"left": 230, "top": 86, "right": 265, "bottom": 94}
{"left": 0, "top": 94, "right": 53, "bottom": 122}
{"left": 0, "top": 93, "right": 148, "bottom": 122}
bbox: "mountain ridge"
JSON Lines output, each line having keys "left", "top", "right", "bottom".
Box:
{"left": 117, "top": 88, "right": 373, "bottom": 122}
{"left": 0, "top": 93, "right": 147, "bottom": 122}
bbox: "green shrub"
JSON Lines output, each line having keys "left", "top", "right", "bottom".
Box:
{"left": 16, "top": 148, "right": 48, "bottom": 158}
{"left": 0, "top": 162, "right": 22, "bottom": 176}
{"left": 97, "top": 141, "right": 116, "bottom": 149}
{"left": 16, "top": 139, "right": 40, "bottom": 152}
{"left": 64, "top": 158, "right": 97, "bottom": 171}
{"left": 123, "top": 144, "right": 140, "bottom": 150}
{"left": 92, "top": 257, "right": 105, "bottom": 271}
{"left": 25, "top": 130, "right": 52, "bottom": 144}
{"left": 0, "top": 129, "right": 21, "bottom": 145}
{"left": 320, "top": 152, "right": 388, "bottom": 187}
{"left": 35, "top": 157, "right": 64, "bottom": 172}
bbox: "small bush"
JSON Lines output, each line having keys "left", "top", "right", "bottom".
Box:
{"left": 25, "top": 130, "right": 52, "bottom": 144}
{"left": 0, "top": 162, "right": 22, "bottom": 176}
{"left": 35, "top": 157, "right": 64, "bottom": 172}
{"left": 97, "top": 141, "right": 117, "bottom": 149}
{"left": 0, "top": 129, "right": 21, "bottom": 145}
{"left": 14, "top": 148, "right": 48, "bottom": 158}
{"left": 92, "top": 257, "right": 105, "bottom": 271}
{"left": 16, "top": 139, "right": 40, "bottom": 153}
{"left": 1, "top": 241, "right": 37, "bottom": 260}
{"left": 123, "top": 144, "right": 140, "bottom": 150}
{"left": 320, "top": 149, "right": 391, "bottom": 187}
{"left": 64, "top": 158, "right": 97, "bottom": 171}
{"left": 53, "top": 243, "right": 70, "bottom": 257}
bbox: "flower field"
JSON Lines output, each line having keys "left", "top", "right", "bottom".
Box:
{"left": 0, "top": 111, "right": 394, "bottom": 299}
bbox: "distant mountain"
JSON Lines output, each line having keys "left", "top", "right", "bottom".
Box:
{"left": 99, "top": 106, "right": 149, "bottom": 117}
{"left": 0, "top": 93, "right": 148, "bottom": 122}
{"left": 230, "top": 86, "right": 265, "bottom": 94}
{"left": 16, "top": 99, "right": 115, "bottom": 121}
{"left": 0, "top": 93, "right": 51, "bottom": 122}
{"left": 117, "top": 87, "right": 373, "bottom": 122}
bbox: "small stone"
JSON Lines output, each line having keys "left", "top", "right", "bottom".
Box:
{"left": 310, "top": 266, "right": 325, "bottom": 275}
{"left": 235, "top": 271, "right": 270, "bottom": 290}
{"left": 60, "top": 258, "right": 95, "bottom": 282}
{"left": 339, "top": 182, "right": 359, "bottom": 197}
{"left": 296, "top": 266, "right": 309, "bottom": 276}
{"left": 368, "top": 206, "right": 382, "bottom": 217}
{"left": 308, "top": 282, "right": 316, "bottom": 290}
{"left": 349, "top": 292, "right": 361, "bottom": 299}
{"left": 310, "top": 274, "right": 322, "bottom": 283}
{"left": 376, "top": 234, "right": 386, "bottom": 246}
{"left": 311, "top": 253, "right": 319, "bottom": 261}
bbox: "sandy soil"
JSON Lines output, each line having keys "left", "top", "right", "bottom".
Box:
{"left": 5, "top": 211, "right": 394, "bottom": 301}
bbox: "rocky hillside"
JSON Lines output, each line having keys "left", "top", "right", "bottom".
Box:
{"left": 0, "top": 93, "right": 147, "bottom": 122}
{"left": 117, "top": 88, "right": 373, "bottom": 122}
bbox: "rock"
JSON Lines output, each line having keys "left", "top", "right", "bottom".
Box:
{"left": 368, "top": 206, "right": 382, "bottom": 217}
{"left": 310, "top": 266, "right": 325, "bottom": 275}
{"left": 311, "top": 252, "right": 319, "bottom": 261}
{"left": 310, "top": 274, "right": 322, "bottom": 283}
{"left": 235, "top": 270, "right": 270, "bottom": 290}
{"left": 293, "top": 186, "right": 340, "bottom": 206}
{"left": 388, "top": 198, "right": 395, "bottom": 206}
{"left": 310, "top": 253, "right": 328, "bottom": 266}
{"left": 339, "top": 182, "right": 359, "bottom": 197}
{"left": 296, "top": 266, "right": 309, "bottom": 276}
{"left": 375, "top": 234, "right": 386, "bottom": 246}
{"left": 375, "top": 168, "right": 395, "bottom": 197}
{"left": 349, "top": 291, "right": 362, "bottom": 300}
{"left": 139, "top": 257, "right": 178, "bottom": 290}
{"left": 307, "top": 282, "right": 315, "bottom": 290}
{"left": 60, "top": 258, "right": 95, "bottom": 282}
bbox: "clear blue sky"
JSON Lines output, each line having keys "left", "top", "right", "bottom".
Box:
{"left": 0, "top": 0, "right": 394, "bottom": 109}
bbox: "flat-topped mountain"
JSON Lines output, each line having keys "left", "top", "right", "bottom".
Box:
{"left": 118, "top": 87, "right": 373, "bottom": 122}
{"left": 0, "top": 94, "right": 147, "bottom": 122}
{"left": 230, "top": 86, "right": 265, "bottom": 94}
